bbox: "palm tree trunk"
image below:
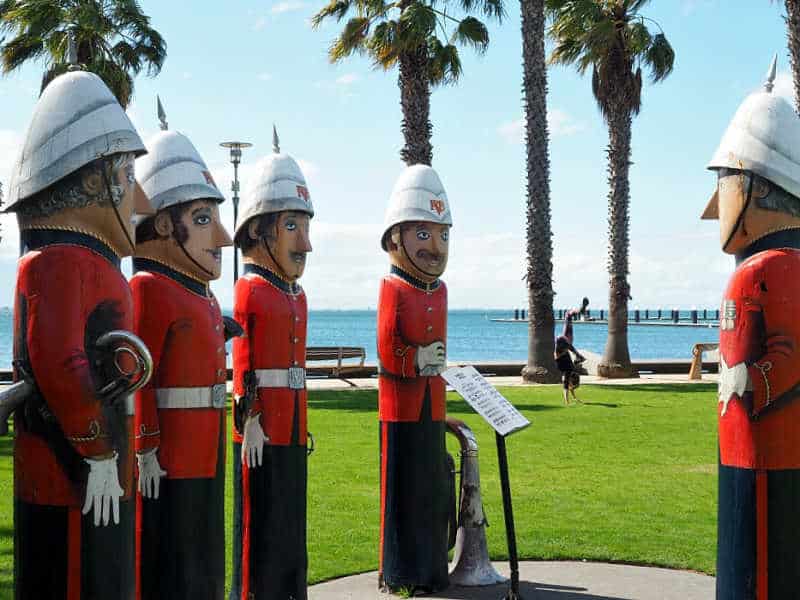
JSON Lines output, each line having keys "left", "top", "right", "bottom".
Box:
{"left": 398, "top": 46, "right": 433, "bottom": 166}
{"left": 520, "top": 0, "right": 559, "bottom": 383}
{"left": 785, "top": 0, "right": 800, "bottom": 113}
{"left": 598, "top": 108, "right": 638, "bottom": 378}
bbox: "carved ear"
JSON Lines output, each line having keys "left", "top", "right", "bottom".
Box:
{"left": 154, "top": 211, "right": 174, "bottom": 237}
{"left": 248, "top": 218, "right": 261, "bottom": 241}
{"left": 80, "top": 165, "right": 105, "bottom": 198}
{"left": 387, "top": 225, "right": 402, "bottom": 251}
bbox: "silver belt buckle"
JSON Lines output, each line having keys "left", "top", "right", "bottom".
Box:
{"left": 288, "top": 367, "right": 305, "bottom": 390}
{"left": 212, "top": 383, "right": 227, "bottom": 408}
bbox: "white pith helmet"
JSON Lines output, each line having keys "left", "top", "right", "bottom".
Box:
{"left": 5, "top": 70, "right": 145, "bottom": 212}
{"left": 235, "top": 127, "right": 313, "bottom": 239}
{"left": 381, "top": 164, "right": 452, "bottom": 250}
{"left": 703, "top": 56, "right": 800, "bottom": 218}
{"left": 137, "top": 101, "right": 224, "bottom": 212}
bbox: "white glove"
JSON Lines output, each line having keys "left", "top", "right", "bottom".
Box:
{"left": 137, "top": 448, "right": 167, "bottom": 500}
{"left": 718, "top": 356, "right": 751, "bottom": 416}
{"left": 82, "top": 453, "right": 124, "bottom": 527}
{"left": 416, "top": 341, "right": 446, "bottom": 376}
{"left": 242, "top": 413, "right": 269, "bottom": 468}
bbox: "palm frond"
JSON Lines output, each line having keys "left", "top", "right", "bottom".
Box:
{"left": 451, "top": 16, "right": 488, "bottom": 53}
{"left": 312, "top": 0, "right": 353, "bottom": 27}
{"left": 644, "top": 32, "right": 674, "bottom": 82}
{"left": 328, "top": 16, "right": 370, "bottom": 62}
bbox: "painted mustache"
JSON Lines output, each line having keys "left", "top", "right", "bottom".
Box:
{"left": 416, "top": 250, "right": 444, "bottom": 263}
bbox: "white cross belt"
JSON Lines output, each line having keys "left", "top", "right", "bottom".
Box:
{"left": 254, "top": 368, "right": 306, "bottom": 390}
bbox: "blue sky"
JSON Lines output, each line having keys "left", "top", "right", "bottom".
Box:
{"left": 0, "top": 0, "right": 792, "bottom": 310}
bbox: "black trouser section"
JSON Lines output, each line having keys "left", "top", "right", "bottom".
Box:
{"left": 231, "top": 393, "right": 308, "bottom": 600}
{"left": 380, "top": 391, "right": 449, "bottom": 592}
{"left": 717, "top": 464, "right": 800, "bottom": 600}
{"left": 140, "top": 417, "right": 226, "bottom": 600}
{"left": 717, "top": 463, "right": 756, "bottom": 600}
{"left": 15, "top": 498, "right": 134, "bottom": 600}
{"left": 230, "top": 440, "right": 243, "bottom": 600}
{"left": 767, "top": 469, "right": 800, "bottom": 598}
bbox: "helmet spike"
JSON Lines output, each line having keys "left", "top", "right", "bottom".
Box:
{"left": 765, "top": 54, "right": 778, "bottom": 93}
{"left": 157, "top": 95, "right": 168, "bottom": 131}
{"left": 66, "top": 31, "right": 80, "bottom": 71}
{"left": 272, "top": 124, "right": 280, "bottom": 154}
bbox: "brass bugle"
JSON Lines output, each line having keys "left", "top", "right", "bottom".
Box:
{"left": 446, "top": 417, "right": 508, "bottom": 587}
{"left": 0, "top": 330, "right": 153, "bottom": 436}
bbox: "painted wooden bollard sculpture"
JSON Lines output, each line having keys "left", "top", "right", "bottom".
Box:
{"left": 131, "top": 101, "right": 233, "bottom": 599}
{"left": 5, "top": 69, "right": 154, "bottom": 598}
{"left": 377, "top": 165, "right": 452, "bottom": 594}
{"left": 230, "top": 128, "right": 313, "bottom": 600}
{"left": 703, "top": 58, "right": 800, "bottom": 600}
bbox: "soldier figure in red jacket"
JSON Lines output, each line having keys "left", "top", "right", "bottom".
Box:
{"left": 5, "top": 70, "right": 154, "bottom": 598}
{"left": 703, "top": 59, "right": 800, "bottom": 600}
{"left": 131, "top": 106, "right": 234, "bottom": 599}
{"left": 230, "top": 131, "right": 313, "bottom": 600}
{"left": 378, "top": 165, "right": 452, "bottom": 594}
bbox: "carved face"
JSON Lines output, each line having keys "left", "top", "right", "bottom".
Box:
{"left": 263, "top": 211, "right": 313, "bottom": 282}
{"left": 151, "top": 199, "right": 232, "bottom": 281}
{"left": 104, "top": 154, "right": 153, "bottom": 253}
{"left": 388, "top": 221, "right": 450, "bottom": 282}
{"left": 715, "top": 168, "right": 797, "bottom": 254}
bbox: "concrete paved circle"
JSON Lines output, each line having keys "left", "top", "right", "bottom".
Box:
{"left": 308, "top": 561, "right": 715, "bottom": 599}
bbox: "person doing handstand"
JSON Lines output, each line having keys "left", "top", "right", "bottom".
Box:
{"left": 555, "top": 335, "right": 585, "bottom": 405}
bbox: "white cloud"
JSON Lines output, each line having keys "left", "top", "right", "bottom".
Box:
{"left": 272, "top": 1, "right": 307, "bottom": 14}
{"left": 681, "top": 0, "right": 717, "bottom": 17}
{"left": 253, "top": 16, "right": 268, "bottom": 31}
{"left": 773, "top": 70, "right": 794, "bottom": 101}
{"left": 498, "top": 108, "right": 584, "bottom": 144}
{"left": 257, "top": 72, "right": 273, "bottom": 82}
{"left": 335, "top": 73, "right": 358, "bottom": 86}
{"left": 182, "top": 72, "right": 193, "bottom": 80}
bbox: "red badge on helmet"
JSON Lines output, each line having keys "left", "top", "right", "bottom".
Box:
{"left": 296, "top": 185, "right": 310, "bottom": 202}
{"left": 430, "top": 198, "right": 446, "bottom": 215}
{"left": 202, "top": 170, "right": 218, "bottom": 189}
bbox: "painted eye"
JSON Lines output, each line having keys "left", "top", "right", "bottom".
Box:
{"left": 416, "top": 230, "right": 430, "bottom": 241}
{"left": 285, "top": 221, "right": 297, "bottom": 231}
{"left": 195, "top": 215, "right": 211, "bottom": 226}
{"left": 441, "top": 230, "right": 449, "bottom": 242}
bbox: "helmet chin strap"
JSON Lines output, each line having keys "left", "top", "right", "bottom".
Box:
{"left": 723, "top": 172, "right": 755, "bottom": 252}
{"left": 399, "top": 232, "right": 440, "bottom": 280}
{"left": 262, "top": 235, "right": 293, "bottom": 281}
{"left": 102, "top": 166, "right": 135, "bottom": 254}
{"left": 175, "top": 235, "right": 215, "bottom": 279}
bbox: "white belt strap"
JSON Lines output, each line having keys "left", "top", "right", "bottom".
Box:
{"left": 156, "top": 384, "right": 227, "bottom": 409}
{"left": 254, "top": 368, "right": 306, "bottom": 390}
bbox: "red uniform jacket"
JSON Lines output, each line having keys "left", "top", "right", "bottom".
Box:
{"left": 232, "top": 264, "right": 307, "bottom": 446}
{"left": 131, "top": 259, "right": 227, "bottom": 479}
{"left": 719, "top": 248, "right": 800, "bottom": 470}
{"left": 13, "top": 231, "right": 134, "bottom": 506}
{"left": 377, "top": 266, "right": 447, "bottom": 423}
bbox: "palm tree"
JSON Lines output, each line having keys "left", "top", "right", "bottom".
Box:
{"left": 781, "top": 1, "right": 800, "bottom": 111}
{"left": 0, "top": 0, "right": 166, "bottom": 108}
{"left": 546, "top": 0, "right": 674, "bottom": 378}
{"left": 520, "top": 0, "right": 559, "bottom": 383}
{"left": 313, "top": 0, "right": 504, "bottom": 165}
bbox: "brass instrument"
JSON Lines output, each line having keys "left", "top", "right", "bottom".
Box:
{"left": 0, "top": 330, "right": 153, "bottom": 436}
{"left": 446, "top": 417, "right": 507, "bottom": 586}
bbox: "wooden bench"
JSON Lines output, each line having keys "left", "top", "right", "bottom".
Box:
{"left": 688, "top": 343, "right": 719, "bottom": 380}
{"left": 305, "top": 346, "right": 367, "bottom": 378}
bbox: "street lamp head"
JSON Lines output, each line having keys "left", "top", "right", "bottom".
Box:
{"left": 220, "top": 141, "right": 253, "bottom": 166}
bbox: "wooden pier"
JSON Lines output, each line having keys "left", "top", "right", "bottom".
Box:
{"left": 498, "top": 307, "right": 720, "bottom": 328}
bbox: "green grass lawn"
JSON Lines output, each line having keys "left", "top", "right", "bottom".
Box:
{"left": 0, "top": 383, "right": 718, "bottom": 597}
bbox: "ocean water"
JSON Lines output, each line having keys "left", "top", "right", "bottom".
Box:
{"left": 0, "top": 308, "right": 720, "bottom": 370}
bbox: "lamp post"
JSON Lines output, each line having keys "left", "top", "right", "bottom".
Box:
{"left": 220, "top": 141, "right": 252, "bottom": 282}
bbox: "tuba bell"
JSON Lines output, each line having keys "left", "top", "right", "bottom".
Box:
{"left": 0, "top": 329, "right": 153, "bottom": 436}
{"left": 446, "top": 417, "right": 508, "bottom": 586}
